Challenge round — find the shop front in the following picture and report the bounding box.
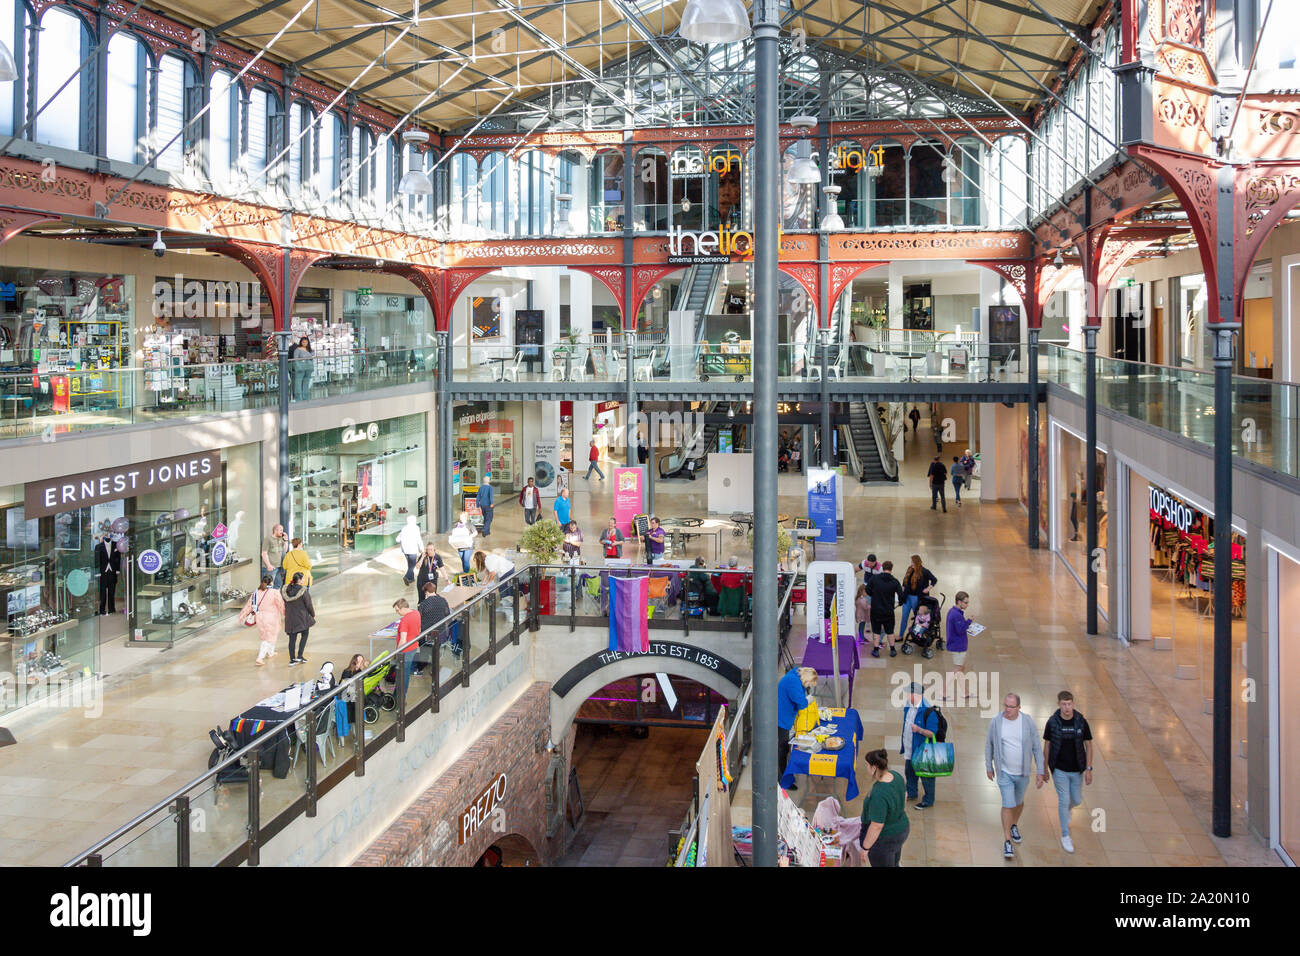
[1019,405,1047,542]
[288,413,428,580]
[1049,419,1108,616]
[1266,535,1300,865]
[455,402,523,495]
[2,446,259,715]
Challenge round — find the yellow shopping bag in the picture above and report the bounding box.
[794,697,820,735]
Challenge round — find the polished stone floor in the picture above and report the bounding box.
[0,420,1283,866]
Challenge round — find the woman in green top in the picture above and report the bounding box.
[858,749,910,866]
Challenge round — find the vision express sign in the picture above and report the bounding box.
[25,451,220,518]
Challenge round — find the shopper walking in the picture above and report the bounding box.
[261,523,290,588]
[865,560,904,658]
[985,693,1046,859]
[900,682,940,809]
[908,406,921,435]
[927,455,948,512]
[554,486,572,527]
[449,512,478,572]
[283,571,316,665]
[898,554,937,642]
[944,591,974,702]
[414,542,445,596]
[1043,691,1094,853]
[777,666,818,790]
[584,439,605,480]
[281,537,313,588]
[289,335,314,401]
[478,473,496,537]
[242,576,285,666]
[600,517,625,558]
[951,456,967,507]
[858,750,911,867]
[397,515,424,584]
[519,477,541,525]
[637,432,649,465]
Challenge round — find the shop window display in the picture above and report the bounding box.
[1052,423,1108,613]
[288,414,427,581]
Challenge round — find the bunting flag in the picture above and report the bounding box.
[608,575,650,653]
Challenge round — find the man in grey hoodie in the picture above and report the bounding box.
[984,692,1046,860]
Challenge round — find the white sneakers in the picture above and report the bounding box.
[1061,834,1074,853]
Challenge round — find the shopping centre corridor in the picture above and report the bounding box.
[0,431,1280,866]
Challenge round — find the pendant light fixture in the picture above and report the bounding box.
[680,0,751,45]
[820,185,844,231]
[397,129,433,195]
[0,40,17,83]
[555,192,575,236]
[788,115,821,184]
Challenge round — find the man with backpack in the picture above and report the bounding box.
[900,682,942,810]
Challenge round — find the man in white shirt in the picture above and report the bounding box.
[984,692,1045,860]
[519,477,541,525]
[396,515,425,584]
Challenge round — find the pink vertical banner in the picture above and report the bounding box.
[612,466,645,536]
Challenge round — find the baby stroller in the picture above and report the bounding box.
[900,592,945,659]
[360,652,398,724]
[207,726,249,783]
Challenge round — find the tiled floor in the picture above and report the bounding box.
[0,415,1284,866]
[555,725,704,867]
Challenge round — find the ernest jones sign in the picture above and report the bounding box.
[25,451,221,518]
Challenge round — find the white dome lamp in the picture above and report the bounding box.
[397,129,433,195]
[0,40,16,83]
[680,0,751,45]
[820,184,845,231]
[788,115,821,184]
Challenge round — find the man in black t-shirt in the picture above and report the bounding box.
[416,582,452,672]
[1043,690,1094,854]
[927,456,948,512]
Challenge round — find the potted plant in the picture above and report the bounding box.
[519,518,565,615]
[747,524,794,567]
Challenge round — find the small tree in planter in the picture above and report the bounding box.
[747,524,794,568]
[518,518,565,615]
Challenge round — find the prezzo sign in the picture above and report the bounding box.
[341,422,380,444]
[25,451,221,518]
[1149,486,1198,533]
[459,772,508,845]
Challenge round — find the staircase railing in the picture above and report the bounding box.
[867,401,899,481]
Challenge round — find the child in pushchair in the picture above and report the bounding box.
[901,592,944,658]
[359,652,398,724]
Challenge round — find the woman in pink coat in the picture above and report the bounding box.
[240,575,286,665]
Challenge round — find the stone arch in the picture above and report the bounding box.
[549,655,743,741]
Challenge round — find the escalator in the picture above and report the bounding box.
[654,264,723,377]
[658,401,719,480]
[845,401,898,483]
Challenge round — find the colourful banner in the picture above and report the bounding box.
[613,466,645,536]
[608,575,650,653]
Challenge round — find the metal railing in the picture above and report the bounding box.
[2,347,437,441]
[65,562,764,867]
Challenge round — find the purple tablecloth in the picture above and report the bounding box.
[801,637,861,702]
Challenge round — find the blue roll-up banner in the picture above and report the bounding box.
[806,468,838,543]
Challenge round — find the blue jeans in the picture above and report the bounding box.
[930,483,946,509]
[481,506,493,535]
[404,553,418,584]
[585,461,605,479]
[953,477,963,503]
[904,757,935,806]
[1052,770,1083,836]
[272,567,285,589]
[458,548,473,572]
[898,594,919,639]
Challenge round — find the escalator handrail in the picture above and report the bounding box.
[839,423,862,480]
[866,401,899,481]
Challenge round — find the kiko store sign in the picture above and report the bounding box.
[25,451,221,518]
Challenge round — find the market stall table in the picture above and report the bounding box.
[658,517,727,562]
[801,636,861,705]
[780,706,864,800]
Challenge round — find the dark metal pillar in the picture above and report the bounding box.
[1211,165,1239,839]
[819,332,832,468]
[276,248,292,535]
[1027,327,1040,549]
[1084,325,1098,635]
[751,0,780,869]
[436,330,453,534]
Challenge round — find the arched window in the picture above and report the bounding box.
[908,140,946,225]
[0,0,28,136]
[989,135,1027,228]
[450,153,478,233]
[287,100,314,195]
[949,138,982,226]
[154,53,194,173]
[207,70,238,184]
[556,150,586,235]
[670,146,704,231]
[867,140,905,226]
[374,132,393,209]
[705,144,743,230]
[245,85,281,184]
[317,112,342,199]
[350,125,375,205]
[830,72,866,121]
[421,146,439,221]
[588,148,624,233]
[480,150,507,232]
[633,147,666,232]
[106,32,147,163]
[514,149,551,235]
[35,7,90,151]
[781,142,814,230]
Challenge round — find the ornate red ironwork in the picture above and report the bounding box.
[441,268,498,329]
[778,264,819,322]
[214,241,330,330]
[631,265,687,319]
[827,262,887,309]
[0,209,57,247]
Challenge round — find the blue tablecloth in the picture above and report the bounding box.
[780,707,864,801]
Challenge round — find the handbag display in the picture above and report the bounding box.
[912,740,955,777]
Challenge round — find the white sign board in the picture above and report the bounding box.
[806,561,856,644]
[707,452,753,513]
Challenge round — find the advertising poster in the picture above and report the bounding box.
[613,466,645,536]
[806,561,855,645]
[718,428,733,454]
[807,468,838,543]
[451,460,461,498]
[533,440,560,499]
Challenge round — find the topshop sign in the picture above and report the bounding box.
[1149,486,1198,533]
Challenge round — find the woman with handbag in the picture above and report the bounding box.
[858,749,911,867]
[283,571,316,665]
[449,512,477,572]
[281,537,313,587]
[240,575,286,666]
